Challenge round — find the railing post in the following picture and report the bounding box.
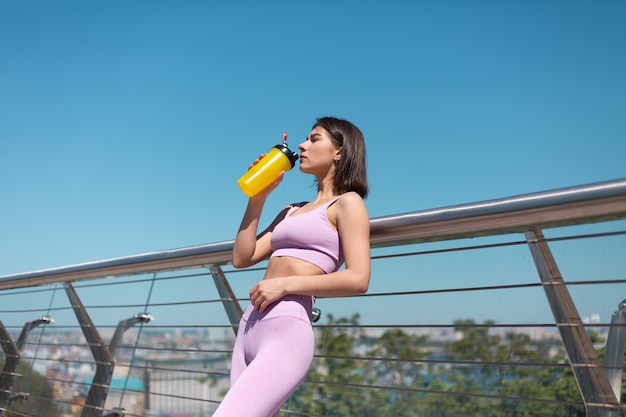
[65,282,115,417]
[208,265,243,335]
[602,300,626,406]
[65,283,153,417]
[0,317,53,416]
[108,313,154,359]
[525,228,620,416]
[0,321,22,415]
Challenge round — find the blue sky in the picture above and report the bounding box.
[1,1,625,325]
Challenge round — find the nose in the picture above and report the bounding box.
[298,141,307,151]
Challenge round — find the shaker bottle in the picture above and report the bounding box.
[237,133,299,197]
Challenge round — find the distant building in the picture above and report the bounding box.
[104,377,145,415]
[143,355,230,416]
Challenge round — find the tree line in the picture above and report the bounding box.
[286,314,623,417]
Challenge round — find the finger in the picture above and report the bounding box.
[254,154,267,164]
[275,171,285,184]
[249,284,259,299]
[266,171,285,191]
[250,290,261,309]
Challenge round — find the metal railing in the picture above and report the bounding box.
[0,178,625,417]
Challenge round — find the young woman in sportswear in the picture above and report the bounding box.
[213,116,370,417]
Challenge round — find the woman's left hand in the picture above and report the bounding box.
[250,278,288,313]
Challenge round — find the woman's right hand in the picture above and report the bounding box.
[247,153,266,171]
[248,154,285,200]
[253,171,285,200]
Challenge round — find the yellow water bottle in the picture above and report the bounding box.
[237,133,299,197]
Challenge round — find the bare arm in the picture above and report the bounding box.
[232,170,286,268]
[232,195,271,268]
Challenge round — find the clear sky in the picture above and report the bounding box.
[1,1,625,326]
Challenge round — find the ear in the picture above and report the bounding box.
[334,146,342,162]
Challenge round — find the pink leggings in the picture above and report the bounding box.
[213,295,315,417]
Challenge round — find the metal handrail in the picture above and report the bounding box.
[1,177,625,290]
[369,177,626,246]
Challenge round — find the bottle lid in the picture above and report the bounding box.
[274,143,299,168]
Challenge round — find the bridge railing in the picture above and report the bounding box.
[0,178,625,417]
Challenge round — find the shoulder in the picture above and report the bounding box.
[331,192,368,216]
[331,192,369,236]
[336,191,365,207]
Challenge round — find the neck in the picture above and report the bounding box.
[314,169,338,199]
[316,181,338,201]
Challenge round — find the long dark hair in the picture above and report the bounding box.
[313,117,369,198]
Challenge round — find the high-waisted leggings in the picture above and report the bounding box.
[213,294,315,417]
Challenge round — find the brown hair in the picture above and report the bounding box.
[313,117,369,198]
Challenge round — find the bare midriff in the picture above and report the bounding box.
[264,256,326,280]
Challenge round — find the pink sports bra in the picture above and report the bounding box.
[270,194,350,273]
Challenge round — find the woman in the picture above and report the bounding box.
[213,116,370,417]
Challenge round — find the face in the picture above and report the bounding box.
[298,126,341,176]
